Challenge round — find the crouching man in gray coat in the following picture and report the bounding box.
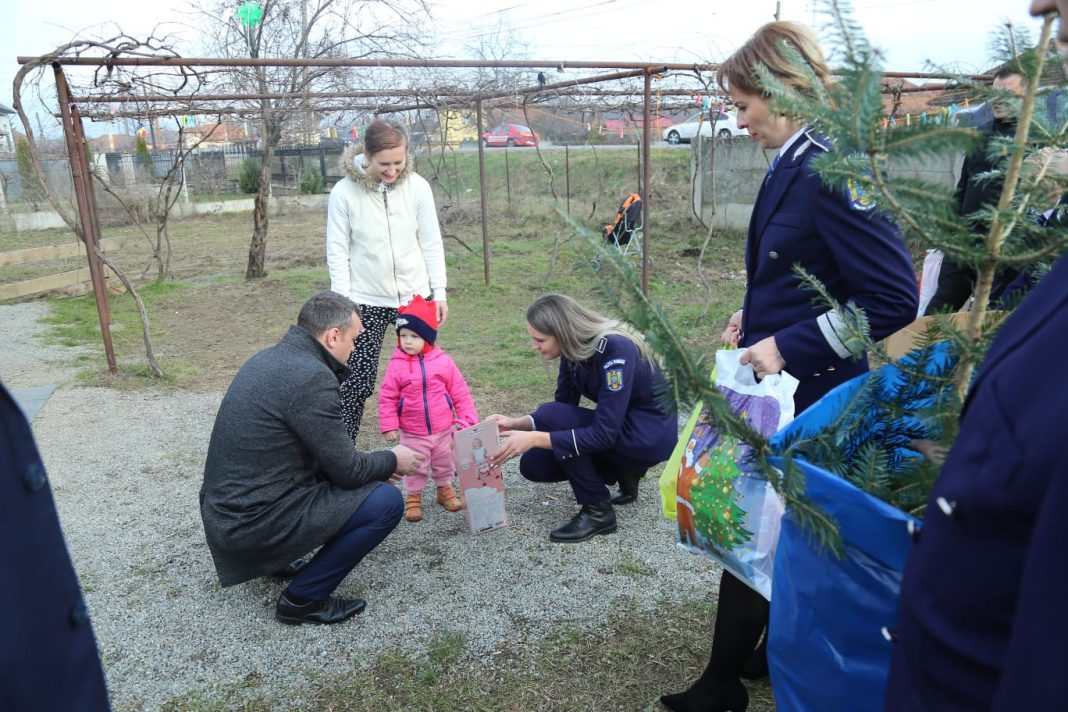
[200,291,423,625]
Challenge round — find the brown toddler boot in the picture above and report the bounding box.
[404,493,423,522]
[436,484,463,512]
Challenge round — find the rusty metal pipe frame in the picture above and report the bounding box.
[22,55,714,71]
[73,101,713,121]
[641,70,651,296]
[53,64,118,373]
[71,88,707,104]
[475,100,490,286]
[20,55,986,82]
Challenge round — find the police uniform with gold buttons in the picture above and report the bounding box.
[740,128,918,412]
[517,334,678,505]
[886,252,1068,710]
[1,380,110,710]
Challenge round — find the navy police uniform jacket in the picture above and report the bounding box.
[886,252,1068,710]
[542,334,677,465]
[0,381,110,711]
[741,129,918,411]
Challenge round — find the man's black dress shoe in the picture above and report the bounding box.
[275,593,367,625]
[270,558,308,580]
[549,501,617,542]
[610,467,646,505]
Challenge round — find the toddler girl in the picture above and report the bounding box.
[378,296,479,522]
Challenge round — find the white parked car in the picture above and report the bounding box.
[663,111,748,144]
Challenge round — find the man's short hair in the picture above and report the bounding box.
[297,292,361,337]
[994,63,1023,80]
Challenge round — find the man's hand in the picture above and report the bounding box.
[392,444,424,476]
[383,430,399,442]
[436,301,449,327]
[739,336,785,378]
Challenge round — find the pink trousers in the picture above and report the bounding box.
[399,429,455,495]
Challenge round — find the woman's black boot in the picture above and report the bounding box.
[659,676,748,712]
[611,467,646,505]
[659,572,766,712]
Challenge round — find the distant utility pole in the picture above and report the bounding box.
[775,1,781,21]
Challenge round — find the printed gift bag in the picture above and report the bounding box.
[674,349,798,599]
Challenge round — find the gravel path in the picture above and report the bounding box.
[3,301,721,711]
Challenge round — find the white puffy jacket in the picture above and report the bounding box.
[326,144,446,307]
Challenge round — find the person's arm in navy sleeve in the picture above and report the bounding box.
[548,337,637,459]
[775,180,918,378]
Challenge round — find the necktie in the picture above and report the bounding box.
[765,153,781,185]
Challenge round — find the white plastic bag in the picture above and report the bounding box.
[675,349,799,599]
[917,248,944,317]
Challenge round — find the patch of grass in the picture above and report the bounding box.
[616,558,655,578]
[41,280,189,346]
[269,267,330,301]
[160,596,775,712]
[73,360,201,390]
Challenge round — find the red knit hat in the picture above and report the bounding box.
[396,296,438,347]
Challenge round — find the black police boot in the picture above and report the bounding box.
[610,467,646,505]
[549,501,617,543]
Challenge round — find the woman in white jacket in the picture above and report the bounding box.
[326,120,448,443]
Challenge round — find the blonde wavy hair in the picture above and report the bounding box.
[526,294,655,363]
[716,21,832,100]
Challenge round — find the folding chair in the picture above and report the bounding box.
[597,192,644,265]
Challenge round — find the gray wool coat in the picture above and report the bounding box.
[200,325,397,587]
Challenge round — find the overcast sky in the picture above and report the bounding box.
[1,1,1047,133]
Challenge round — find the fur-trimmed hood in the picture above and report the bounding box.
[338,142,412,192]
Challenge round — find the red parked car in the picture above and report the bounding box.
[481,124,540,147]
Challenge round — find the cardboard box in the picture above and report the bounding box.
[453,420,508,534]
[881,312,975,360]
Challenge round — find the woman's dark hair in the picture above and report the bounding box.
[363,120,407,156]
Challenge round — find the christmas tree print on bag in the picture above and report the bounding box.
[676,349,798,599]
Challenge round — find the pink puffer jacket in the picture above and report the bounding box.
[378,346,479,436]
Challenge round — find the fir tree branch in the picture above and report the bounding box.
[956,13,1055,399]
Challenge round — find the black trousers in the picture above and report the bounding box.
[339,305,398,443]
[706,569,769,682]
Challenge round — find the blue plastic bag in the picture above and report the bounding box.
[766,456,916,712]
[765,345,953,712]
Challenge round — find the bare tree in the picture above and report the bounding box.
[190,0,432,278]
[94,119,222,280]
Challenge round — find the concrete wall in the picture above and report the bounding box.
[691,135,964,230]
[8,194,328,233]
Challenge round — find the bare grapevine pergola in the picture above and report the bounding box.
[17,51,985,372]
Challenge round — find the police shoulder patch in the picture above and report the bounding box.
[605,368,624,392]
[847,179,875,212]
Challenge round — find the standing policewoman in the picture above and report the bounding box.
[490,294,678,542]
[662,21,917,712]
